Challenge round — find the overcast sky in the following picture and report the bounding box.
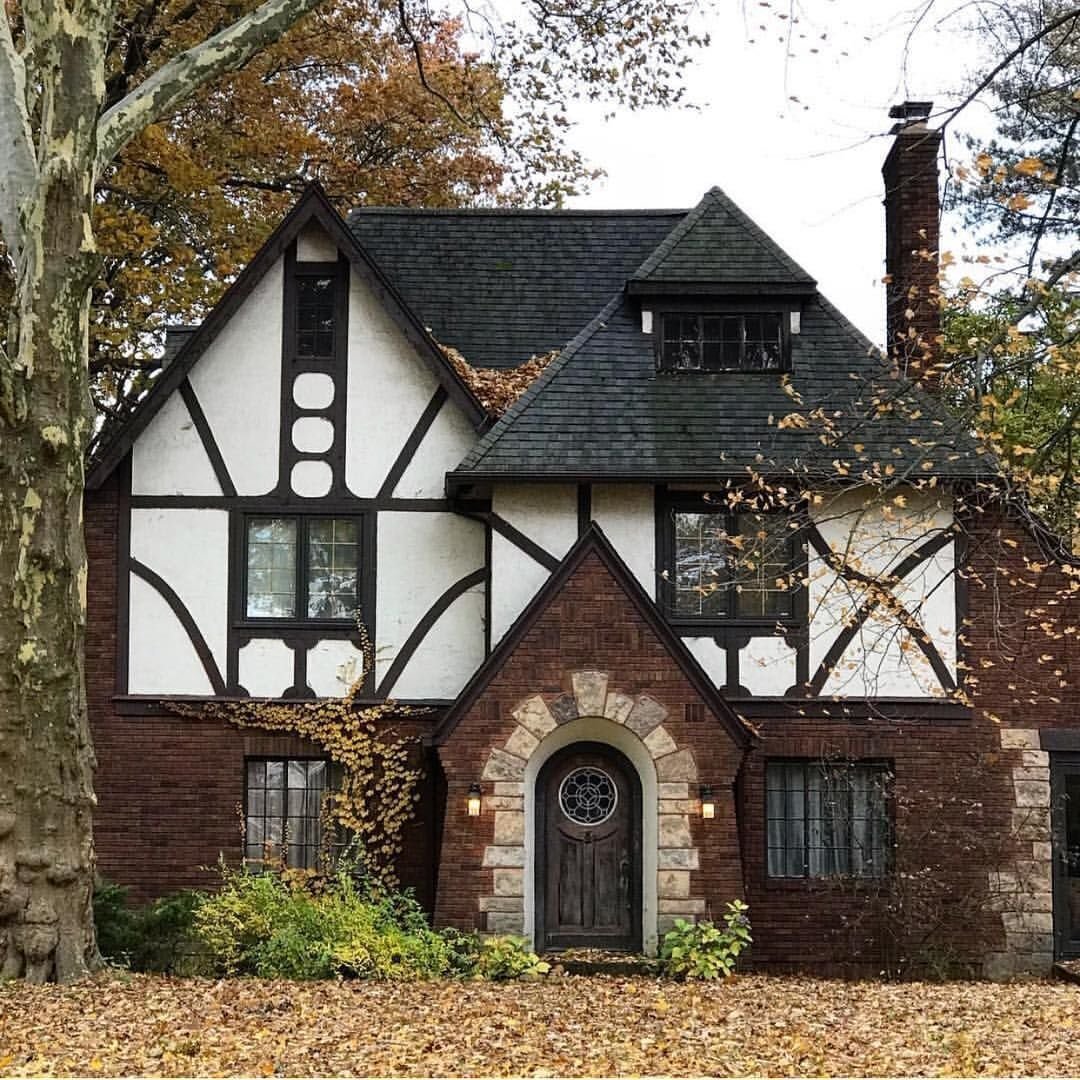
[562,0,997,344]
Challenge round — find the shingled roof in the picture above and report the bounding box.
[346,207,681,368]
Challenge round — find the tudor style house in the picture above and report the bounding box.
[85,102,1080,976]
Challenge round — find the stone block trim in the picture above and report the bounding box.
[475,672,705,936]
[985,728,1055,978]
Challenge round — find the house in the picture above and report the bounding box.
[84,101,1080,977]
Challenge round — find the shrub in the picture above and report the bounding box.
[441,930,550,981]
[94,881,203,974]
[193,861,451,980]
[659,900,752,980]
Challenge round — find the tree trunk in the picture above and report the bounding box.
[0,6,108,984]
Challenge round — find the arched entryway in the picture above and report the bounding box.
[536,742,642,952]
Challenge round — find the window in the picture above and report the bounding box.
[766,761,891,879]
[295,273,338,361]
[244,758,336,869]
[660,313,785,372]
[665,500,797,622]
[244,516,360,621]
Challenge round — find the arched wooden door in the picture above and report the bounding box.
[536,742,642,952]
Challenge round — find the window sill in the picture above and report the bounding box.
[667,618,803,635]
[763,874,889,892]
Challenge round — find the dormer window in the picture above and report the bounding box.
[659,312,785,372]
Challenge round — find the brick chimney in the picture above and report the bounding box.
[882,101,943,383]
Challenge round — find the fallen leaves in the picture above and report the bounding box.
[444,345,558,417]
[0,973,1078,1076]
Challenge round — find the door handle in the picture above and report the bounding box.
[619,854,630,906]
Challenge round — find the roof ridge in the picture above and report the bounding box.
[346,206,689,219]
[457,293,625,471]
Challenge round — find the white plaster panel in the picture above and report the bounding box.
[307,640,367,697]
[740,636,797,696]
[491,534,551,646]
[293,372,335,410]
[591,484,655,598]
[128,576,213,695]
[239,638,294,698]
[131,391,221,496]
[291,460,333,497]
[296,222,339,262]
[292,417,334,454]
[682,637,728,690]
[392,399,476,499]
[809,486,955,697]
[128,508,229,686]
[387,588,486,700]
[345,270,439,497]
[187,258,282,495]
[375,512,485,695]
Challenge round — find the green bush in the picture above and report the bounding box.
[93,881,202,974]
[441,930,550,981]
[194,862,451,980]
[659,900,752,980]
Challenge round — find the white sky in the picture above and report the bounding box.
[562,0,999,344]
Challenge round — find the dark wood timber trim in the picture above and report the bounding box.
[179,378,236,497]
[130,558,227,694]
[377,387,447,499]
[115,455,132,694]
[482,512,560,571]
[804,523,957,697]
[483,519,493,657]
[375,568,486,698]
[128,495,451,512]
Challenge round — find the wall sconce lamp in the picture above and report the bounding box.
[467,783,483,818]
[700,785,716,820]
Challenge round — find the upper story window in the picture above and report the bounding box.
[661,495,800,625]
[294,270,340,362]
[244,515,360,622]
[660,312,785,372]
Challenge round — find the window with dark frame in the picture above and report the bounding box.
[244,516,360,622]
[295,273,338,361]
[244,758,337,869]
[660,313,785,372]
[666,503,797,622]
[766,760,892,879]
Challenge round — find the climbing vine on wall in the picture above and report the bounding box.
[174,671,429,886]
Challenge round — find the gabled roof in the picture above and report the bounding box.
[87,184,488,489]
[451,289,992,484]
[346,206,682,368]
[431,523,755,749]
[628,187,816,295]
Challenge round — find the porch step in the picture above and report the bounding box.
[1052,960,1080,984]
[549,948,659,977]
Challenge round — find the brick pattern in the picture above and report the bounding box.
[435,550,748,940]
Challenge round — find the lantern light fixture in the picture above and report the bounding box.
[467,783,482,817]
[700,784,716,820]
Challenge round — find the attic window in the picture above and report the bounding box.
[659,313,785,372]
[295,273,338,361]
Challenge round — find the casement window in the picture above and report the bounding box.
[659,312,786,372]
[294,270,340,362]
[244,758,338,869]
[662,498,799,624]
[244,516,360,621]
[766,761,892,879]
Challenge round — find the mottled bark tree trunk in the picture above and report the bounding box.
[0,0,325,982]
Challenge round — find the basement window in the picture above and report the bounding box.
[659,312,786,372]
[244,757,339,869]
[766,761,892,879]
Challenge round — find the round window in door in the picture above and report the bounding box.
[536,743,642,952]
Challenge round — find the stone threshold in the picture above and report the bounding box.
[546,948,659,977]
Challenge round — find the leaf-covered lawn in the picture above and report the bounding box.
[0,973,1078,1077]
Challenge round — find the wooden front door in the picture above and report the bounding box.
[1052,754,1080,959]
[536,743,641,952]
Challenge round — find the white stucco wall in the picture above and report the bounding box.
[307,640,367,697]
[375,511,485,696]
[187,259,283,496]
[131,391,222,497]
[591,484,655,597]
[392,400,476,499]
[296,222,339,262]
[490,485,578,644]
[128,508,229,693]
[239,639,294,698]
[741,636,798,696]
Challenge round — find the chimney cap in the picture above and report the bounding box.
[889,100,934,132]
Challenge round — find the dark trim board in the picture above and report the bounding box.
[179,379,236,497]
[378,387,448,499]
[111,695,451,717]
[129,559,227,695]
[476,511,560,571]
[128,496,453,512]
[115,456,132,695]
[729,696,971,722]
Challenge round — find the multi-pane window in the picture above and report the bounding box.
[245,516,359,621]
[660,313,785,372]
[295,274,337,360]
[669,505,796,621]
[766,761,891,879]
[244,758,334,869]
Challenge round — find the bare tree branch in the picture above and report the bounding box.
[96,0,327,170]
[0,10,37,259]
